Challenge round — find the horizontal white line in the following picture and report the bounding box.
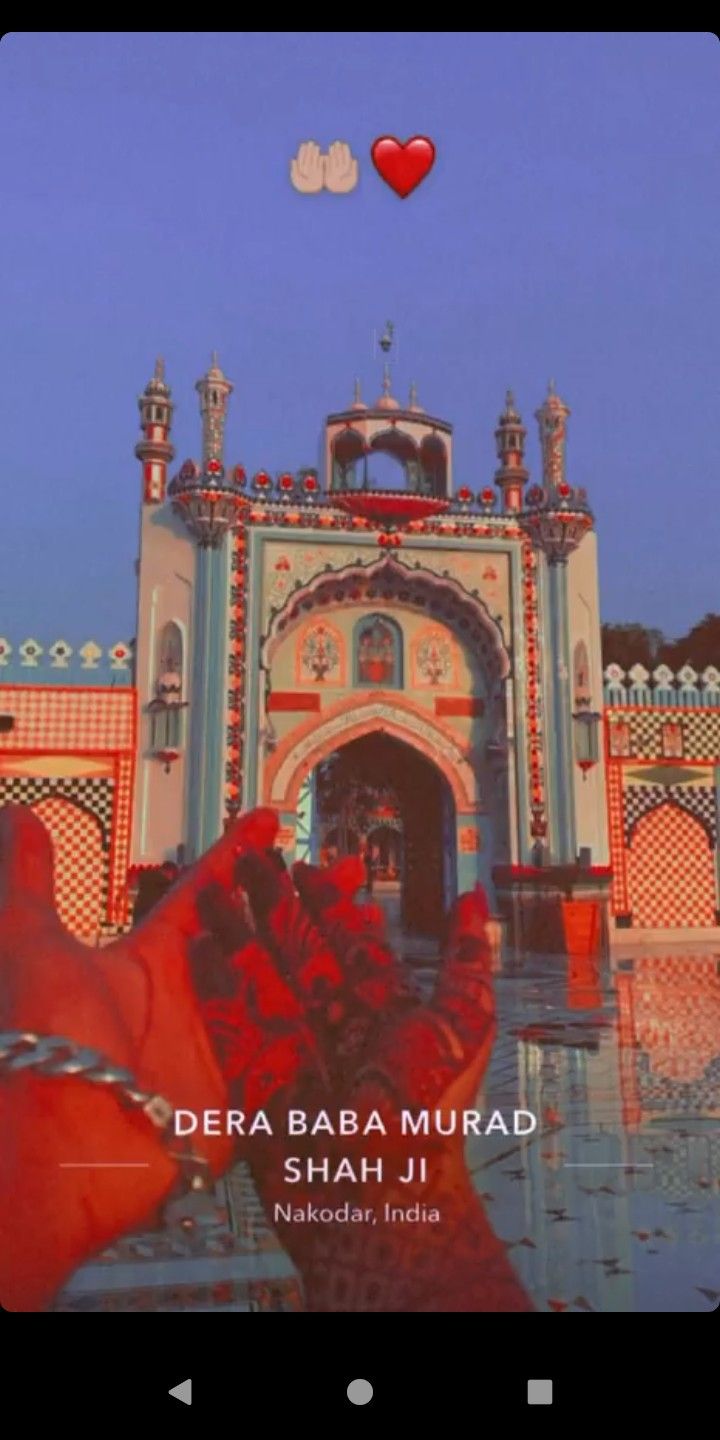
[564,1163,654,1168]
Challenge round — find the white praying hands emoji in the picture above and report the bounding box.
[324,140,358,194]
[290,141,358,195]
[290,140,326,194]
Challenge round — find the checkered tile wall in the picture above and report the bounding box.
[33,794,107,938]
[0,685,134,751]
[609,706,720,761]
[624,783,716,845]
[0,685,136,940]
[626,804,717,928]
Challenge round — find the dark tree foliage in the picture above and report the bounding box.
[600,623,664,671]
[601,614,720,673]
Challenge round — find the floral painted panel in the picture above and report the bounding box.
[411,626,457,687]
[297,622,344,684]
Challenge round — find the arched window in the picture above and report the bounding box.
[149,621,186,751]
[354,614,403,688]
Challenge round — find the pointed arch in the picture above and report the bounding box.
[263,692,480,812]
[32,795,106,939]
[627,802,716,928]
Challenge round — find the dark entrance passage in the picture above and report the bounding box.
[315,732,456,939]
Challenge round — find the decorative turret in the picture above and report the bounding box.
[135,358,175,504]
[168,354,245,548]
[325,323,453,503]
[535,380,570,490]
[520,383,593,564]
[494,390,528,512]
[195,352,233,463]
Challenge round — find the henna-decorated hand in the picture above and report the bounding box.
[195,830,534,1313]
[0,804,276,1310]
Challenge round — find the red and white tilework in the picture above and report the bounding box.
[0,686,134,752]
[0,686,136,940]
[32,794,106,939]
[627,803,717,928]
[609,705,720,763]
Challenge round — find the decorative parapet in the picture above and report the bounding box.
[603,663,720,709]
[0,639,134,686]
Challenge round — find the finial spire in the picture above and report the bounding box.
[211,349,220,370]
[382,362,392,397]
[154,356,165,382]
[379,321,394,355]
[409,380,418,408]
[353,377,362,403]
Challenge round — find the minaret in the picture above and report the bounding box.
[135,358,175,503]
[535,380,570,491]
[170,354,245,859]
[494,390,528,512]
[521,383,593,864]
[195,351,233,463]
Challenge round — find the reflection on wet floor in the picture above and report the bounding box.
[436,946,720,1312]
[375,889,720,1312]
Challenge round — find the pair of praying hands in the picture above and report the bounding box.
[290,140,358,194]
[0,805,531,1313]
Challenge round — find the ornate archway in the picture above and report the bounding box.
[261,554,510,688]
[263,692,480,813]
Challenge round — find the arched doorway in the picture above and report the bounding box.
[314,732,456,939]
[627,803,717,928]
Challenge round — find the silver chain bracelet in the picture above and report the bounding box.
[0,1030,212,1196]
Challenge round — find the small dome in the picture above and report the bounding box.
[203,350,229,384]
[144,357,170,398]
[376,391,400,411]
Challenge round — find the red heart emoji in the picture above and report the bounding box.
[371,135,436,198]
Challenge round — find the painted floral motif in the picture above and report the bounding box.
[609,720,631,758]
[662,720,684,759]
[412,627,455,687]
[299,623,342,684]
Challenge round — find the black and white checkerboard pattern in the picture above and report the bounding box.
[0,773,114,846]
[624,782,717,845]
[619,706,720,761]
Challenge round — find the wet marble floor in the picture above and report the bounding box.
[460,946,720,1312]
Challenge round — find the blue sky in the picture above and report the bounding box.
[0,31,717,643]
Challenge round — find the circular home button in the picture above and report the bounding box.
[347,1379,374,1406]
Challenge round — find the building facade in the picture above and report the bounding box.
[6,350,720,947]
[131,352,609,945]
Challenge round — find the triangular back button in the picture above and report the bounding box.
[169,1379,192,1406]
